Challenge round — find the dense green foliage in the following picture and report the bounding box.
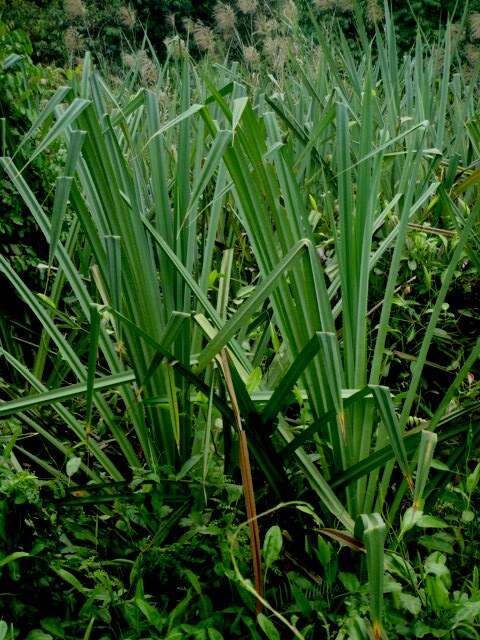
[5,0,480,69]
[0,18,67,357]
[1,2,480,639]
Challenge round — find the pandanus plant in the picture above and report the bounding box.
[1,13,479,637]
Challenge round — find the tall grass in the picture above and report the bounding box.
[1,11,480,635]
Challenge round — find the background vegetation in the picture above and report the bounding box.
[1,1,480,639]
[5,0,480,66]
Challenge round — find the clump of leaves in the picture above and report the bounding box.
[0,458,265,638]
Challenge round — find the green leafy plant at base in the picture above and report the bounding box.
[0,453,272,638]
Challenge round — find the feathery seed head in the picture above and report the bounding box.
[367,0,384,25]
[158,90,169,107]
[466,43,480,65]
[470,13,480,40]
[243,45,260,65]
[264,36,291,72]
[122,52,135,67]
[140,55,158,86]
[122,50,150,70]
[450,22,464,43]
[314,0,336,11]
[64,26,85,52]
[282,0,298,22]
[255,14,278,35]
[263,36,276,59]
[337,0,353,11]
[430,46,444,72]
[63,0,86,19]
[164,35,188,59]
[118,5,136,28]
[237,0,258,15]
[110,75,123,89]
[182,17,195,33]
[193,23,216,53]
[215,2,236,34]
